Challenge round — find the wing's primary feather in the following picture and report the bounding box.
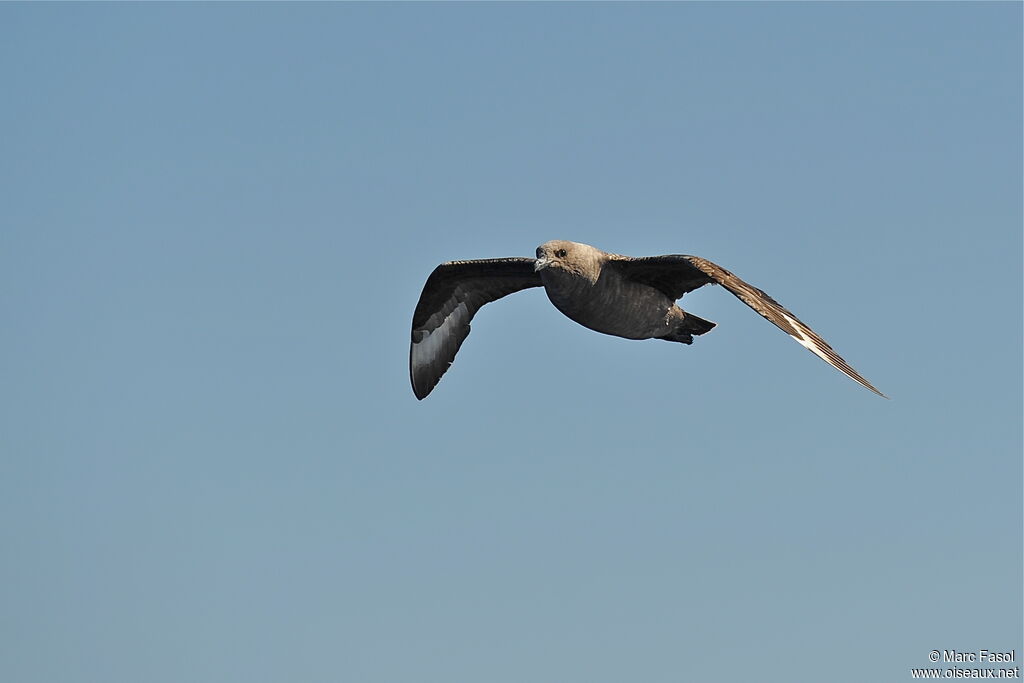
[610,255,886,397]
[410,258,542,400]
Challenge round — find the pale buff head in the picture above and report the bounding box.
[533,240,608,283]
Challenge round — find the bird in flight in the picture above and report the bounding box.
[409,240,885,400]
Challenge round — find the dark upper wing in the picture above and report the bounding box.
[605,255,716,300]
[410,257,542,400]
[608,255,886,397]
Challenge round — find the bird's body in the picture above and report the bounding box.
[409,240,885,400]
[538,244,712,342]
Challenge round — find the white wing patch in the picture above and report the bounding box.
[780,311,833,365]
[410,301,470,375]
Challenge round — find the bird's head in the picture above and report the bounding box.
[534,240,604,283]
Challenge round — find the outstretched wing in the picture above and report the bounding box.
[410,258,542,400]
[608,255,886,397]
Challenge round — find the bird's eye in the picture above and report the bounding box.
[555,249,567,258]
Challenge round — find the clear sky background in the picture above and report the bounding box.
[2,4,1020,683]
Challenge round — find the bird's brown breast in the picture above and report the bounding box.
[541,266,676,340]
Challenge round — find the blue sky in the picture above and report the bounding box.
[1,4,1020,682]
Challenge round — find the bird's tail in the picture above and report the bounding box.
[662,313,716,344]
[683,313,716,336]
